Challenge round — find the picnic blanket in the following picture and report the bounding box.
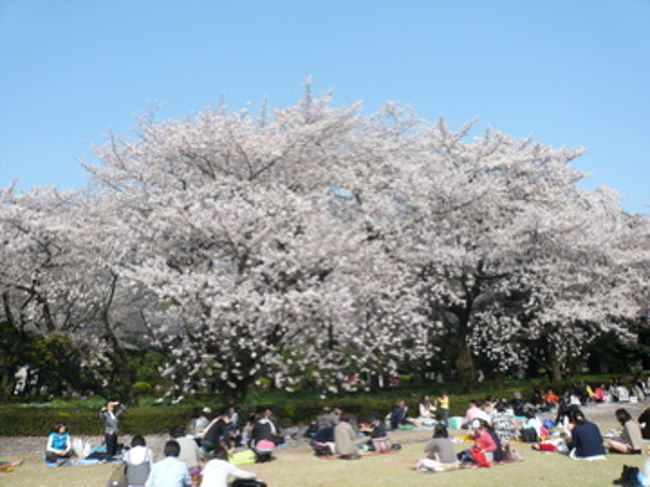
[44,456,122,468]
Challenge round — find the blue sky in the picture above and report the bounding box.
[1,0,648,214]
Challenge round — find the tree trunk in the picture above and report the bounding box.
[547,347,563,383]
[455,338,477,393]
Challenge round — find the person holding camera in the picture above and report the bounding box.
[100,400,127,457]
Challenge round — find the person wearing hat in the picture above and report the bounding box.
[189,407,212,440]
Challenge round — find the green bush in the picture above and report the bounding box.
[132,382,153,395]
[0,406,194,436]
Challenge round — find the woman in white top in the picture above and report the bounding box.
[418,395,437,425]
[123,435,154,487]
[200,446,258,487]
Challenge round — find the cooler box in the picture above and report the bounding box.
[449,416,464,429]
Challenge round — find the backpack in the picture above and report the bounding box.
[520,427,538,443]
[612,465,641,487]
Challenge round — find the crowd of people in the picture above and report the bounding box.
[11,377,650,486]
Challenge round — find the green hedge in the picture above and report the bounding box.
[0,406,193,436]
[0,375,625,435]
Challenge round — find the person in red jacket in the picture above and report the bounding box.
[458,419,496,467]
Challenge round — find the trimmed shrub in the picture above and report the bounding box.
[0,406,194,436]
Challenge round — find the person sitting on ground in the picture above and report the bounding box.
[170,426,202,478]
[418,395,437,425]
[360,414,389,452]
[474,400,493,427]
[311,425,335,456]
[510,392,528,417]
[124,435,153,487]
[249,413,276,462]
[200,445,258,487]
[638,407,650,440]
[416,423,459,472]
[566,409,606,460]
[145,440,191,487]
[334,412,361,459]
[458,419,497,466]
[517,407,543,442]
[45,422,74,465]
[609,408,643,454]
[316,406,340,430]
[189,407,211,440]
[201,408,231,457]
[491,400,516,444]
[544,389,560,408]
[259,406,284,445]
[390,400,418,430]
[555,398,581,434]
[530,388,547,411]
[462,399,482,429]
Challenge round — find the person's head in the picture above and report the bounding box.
[202,407,212,417]
[395,400,405,408]
[339,412,351,423]
[472,419,487,435]
[367,413,380,425]
[513,391,522,400]
[163,440,181,458]
[191,406,203,419]
[419,395,429,405]
[211,445,228,461]
[263,407,273,418]
[568,409,585,425]
[52,422,66,434]
[131,435,146,447]
[482,402,493,414]
[442,391,448,397]
[433,423,448,439]
[615,408,632,425]
[524,408,535,419]
[170,425,185,439]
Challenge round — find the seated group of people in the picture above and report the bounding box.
[307,406,395,459]
[191,405,284,464]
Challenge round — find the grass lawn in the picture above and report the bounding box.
[1,424,639,487]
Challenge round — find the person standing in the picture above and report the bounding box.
[437,392,450,427]
[100,400,127,457]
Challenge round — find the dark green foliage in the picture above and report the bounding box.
[0,406,193,436]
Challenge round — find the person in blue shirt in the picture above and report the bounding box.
[145,440,191,487]
[45,422,74,465]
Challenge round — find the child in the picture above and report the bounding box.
[437,392,450,427]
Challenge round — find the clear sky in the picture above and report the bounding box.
[1,0,648,214]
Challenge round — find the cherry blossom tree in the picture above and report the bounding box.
[3,85,648,400]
